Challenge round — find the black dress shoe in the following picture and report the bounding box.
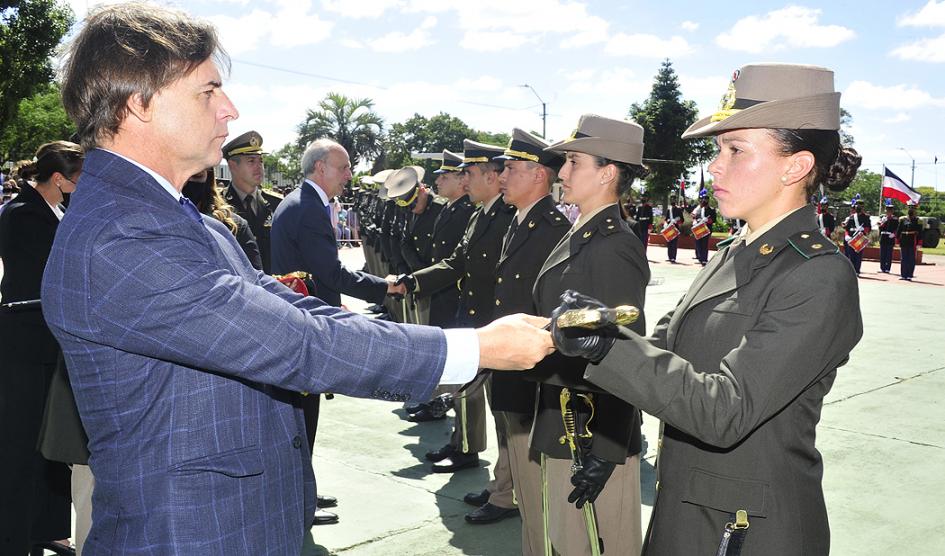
[407,407,447,422]
[465,503,519,524]
[404,401,429,414]
[317,494,337,508]
[424,443,455,462]
[463,489,491,507]
[32,541,76,556]
[431,451,479,473]
[312,509,339,526]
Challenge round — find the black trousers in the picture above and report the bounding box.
[900,242,917,279]
[879,237,895,272]
[666,238,678,262]
[844,242,863,273]
[694,236,710,264]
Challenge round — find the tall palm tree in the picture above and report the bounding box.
[296,92,384,168]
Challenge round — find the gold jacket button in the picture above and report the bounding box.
[497,277,503,284]
[495,299,501,306]
[468,309,476,315]
[468,291,474,296]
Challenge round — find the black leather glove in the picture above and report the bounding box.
[395,274,416,293]
[567,453,617,509]
[550,289,616,364]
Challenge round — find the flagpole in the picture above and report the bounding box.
[880,165,885,214]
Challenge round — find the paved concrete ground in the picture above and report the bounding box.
[299,245,945,555]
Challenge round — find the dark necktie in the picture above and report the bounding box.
[180,197,204,224]
[501,217,520,258]
[244,194,256,216]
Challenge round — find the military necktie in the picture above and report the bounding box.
[244,193,256,216]
[501,217,519,258]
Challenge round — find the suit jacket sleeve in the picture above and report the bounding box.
[300,201,388,304]
[85,219,446,401]
[585,255,862,449]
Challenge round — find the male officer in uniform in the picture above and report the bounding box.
[404,151,476,422]
[878,199,899,273]
[222,131,282,273]
[464,130,570,539]
[398,140,515,471]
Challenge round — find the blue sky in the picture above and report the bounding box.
[65,0,945,189]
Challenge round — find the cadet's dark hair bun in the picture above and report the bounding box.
[824,147,861,192]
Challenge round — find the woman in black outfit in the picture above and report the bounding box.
[0,141,84,555]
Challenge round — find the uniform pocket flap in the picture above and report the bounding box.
[682,468,768,517]
[171,445,264,478]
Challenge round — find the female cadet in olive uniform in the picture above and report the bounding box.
[528,115,651,556]
[554,64,864,556]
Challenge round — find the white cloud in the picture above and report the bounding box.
[890,33,945,62]
[563,67,648,101]
[678,73,730,114]
[898,0,945,27]
[715,6,855,53]
[843,80,945,110]
[883,113,912,124]
[681,20,700,32]
[209,2,333,55]
[605,33,692,58]
[460,30,534,52]
[454,76,504,92]
[320,0,404,19]
[340,38,364,49]
[368,16,437,52]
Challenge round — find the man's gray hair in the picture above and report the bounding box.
[302,138,344,176]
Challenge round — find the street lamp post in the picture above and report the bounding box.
[899,147,916,187]
[520,84,547,139]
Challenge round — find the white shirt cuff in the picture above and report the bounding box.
[439,328,480,384]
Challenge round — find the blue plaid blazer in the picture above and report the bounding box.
[41,149,447,555]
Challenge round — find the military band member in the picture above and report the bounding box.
[556,63,864,555]
[664,194,685,263]
[898,202,922,281]
[530,115,650,555]
[728,217,745,236]
[462,129,570,539]
[842,194,870,275]
[635,193,654,250]
[222,130,282,273]
[878,199,899,273]
[691,188,716,265]
[816,195,836,238]
[398,140,515,473]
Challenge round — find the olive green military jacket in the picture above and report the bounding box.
[529,204,649,462]
[412,196,514,327]
[584,204,863,555]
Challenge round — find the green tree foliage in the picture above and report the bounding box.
[840,108,855,147]
[263,142,302,183]
[381,112,473,174]
[0,82,75,160]
[843,169,882,213]
[379,112,509,180]
[296,92,384,169]
[629,59,715,203]
[0,0,74,153]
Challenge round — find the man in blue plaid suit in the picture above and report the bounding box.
[40,4,552,554]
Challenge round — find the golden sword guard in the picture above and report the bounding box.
[555,305,640,330]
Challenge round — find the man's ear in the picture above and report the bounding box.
[126,92,153,123]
